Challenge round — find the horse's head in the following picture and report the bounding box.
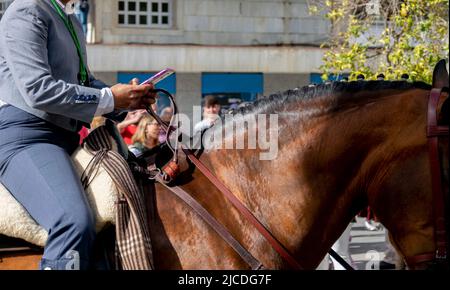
[369,60,449,270]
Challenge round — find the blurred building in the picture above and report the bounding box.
[1,0,331,115]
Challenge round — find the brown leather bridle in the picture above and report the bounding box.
[405,88,449,269]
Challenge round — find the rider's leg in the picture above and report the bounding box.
[0,144,96,270]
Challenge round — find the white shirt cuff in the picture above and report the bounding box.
[94,87,115,116]
[0,99,7,109]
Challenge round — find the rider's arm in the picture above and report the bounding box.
[117,118,136,133]
[0,6,102,124]
[194,119,213,134]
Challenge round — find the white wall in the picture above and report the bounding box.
[86,44,325,73]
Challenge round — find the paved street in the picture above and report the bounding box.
[349,217,389,270]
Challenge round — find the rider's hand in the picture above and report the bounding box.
[111,81,156,110]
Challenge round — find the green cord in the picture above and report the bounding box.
[50,0,88,85]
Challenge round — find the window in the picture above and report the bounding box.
[118,0,173,28]
[0,0,13,20]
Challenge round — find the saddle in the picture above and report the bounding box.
[0,121,125,249]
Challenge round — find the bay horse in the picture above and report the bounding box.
[1,62,448,270]
[149,63,449,270]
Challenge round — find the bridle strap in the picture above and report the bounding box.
[426,88,448,262]
[181,146,304,269]
[408,88,449,267]
[405,252,436,267]
[156,176,264,270]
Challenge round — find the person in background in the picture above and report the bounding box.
[129,115,161,157]
[160,106,173,124]
[117,109,147,145]
[78,126,89,144]
[158,106,174,143]
[116,78,158,145]
[90,116,106,130]
[194,95,221,134]
[74,0,89,36]
[78,116,106,144]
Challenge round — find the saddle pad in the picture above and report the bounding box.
[0,143,120,247]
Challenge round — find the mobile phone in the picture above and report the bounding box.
[140,68,175,85]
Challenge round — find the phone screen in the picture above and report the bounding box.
[140,68,175,85]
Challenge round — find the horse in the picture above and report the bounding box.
[148,61,448,270]
[0,61,448,270]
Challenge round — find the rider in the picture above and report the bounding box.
[0,0,155,270]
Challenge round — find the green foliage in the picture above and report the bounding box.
[308,0,449,83]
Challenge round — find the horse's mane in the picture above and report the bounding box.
[228,80,432,116]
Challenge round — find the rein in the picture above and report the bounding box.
[155,175,263,270]
[406,88,449,268]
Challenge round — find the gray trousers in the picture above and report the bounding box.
[0,105,95,270]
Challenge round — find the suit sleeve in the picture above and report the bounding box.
[1,7,101,124]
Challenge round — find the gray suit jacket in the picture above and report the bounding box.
[0,0,115,132]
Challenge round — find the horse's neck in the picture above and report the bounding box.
[149,88,429,269]
[190,88,430,268]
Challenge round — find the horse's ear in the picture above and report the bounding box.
[432,59,449,89]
